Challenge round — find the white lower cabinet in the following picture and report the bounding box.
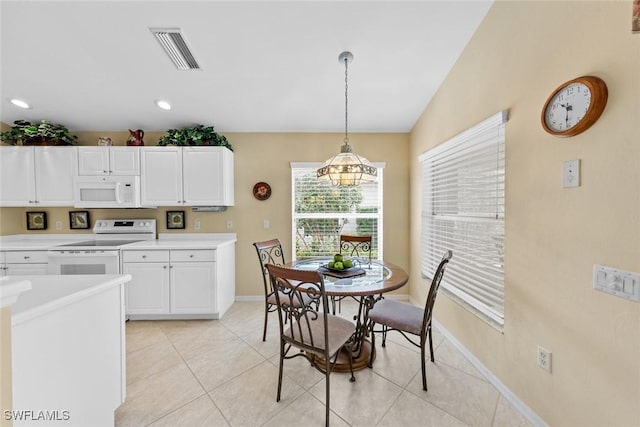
[123,247,232,319]
[1,251,49,276]
[122,257,171,315]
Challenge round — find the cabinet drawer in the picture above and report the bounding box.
[5,251,48,263]
[122,250,169,263]
[171,250,216,262]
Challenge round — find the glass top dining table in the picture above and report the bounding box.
[288,257,409,297]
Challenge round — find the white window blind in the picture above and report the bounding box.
[291,162,384,261]
[419,111,507,328]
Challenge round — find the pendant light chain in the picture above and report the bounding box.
[344,55,349,145]
[316,51,377,186]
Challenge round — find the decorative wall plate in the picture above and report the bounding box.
[253,182,272,201]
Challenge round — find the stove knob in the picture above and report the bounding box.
[144,221,150,227]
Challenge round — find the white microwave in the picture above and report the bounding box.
[74,176,142,208]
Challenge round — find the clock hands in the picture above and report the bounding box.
[559,102,573,126]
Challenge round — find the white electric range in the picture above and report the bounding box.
[47,219,156,275]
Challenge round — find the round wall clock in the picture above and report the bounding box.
[541,76,608,137]
[253,182,272,201]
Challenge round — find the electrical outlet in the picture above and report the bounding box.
[537,346,552,373]
[55,221,62,231]
[194,219,201,230]
[226,220,233,229]
[263,219,270,229]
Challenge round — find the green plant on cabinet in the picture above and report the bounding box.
[0,120,78,145]
[157,124,232,150]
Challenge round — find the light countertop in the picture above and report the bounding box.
[0,233,237,251]
[0,234,92,251]
[2,274,131,325]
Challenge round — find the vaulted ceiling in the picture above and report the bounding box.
[1,1,493,133]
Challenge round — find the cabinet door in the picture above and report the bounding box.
[0,146,36,206]
[182,147,234,206]
[140,147,183,206]
[122,262,171,314]
[170,262,216,314]
[110,147,140,175]
[78,147,110,176]
[34,146,78,206]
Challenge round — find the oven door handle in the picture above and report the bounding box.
[47,251,120,258]
[115,182,122,204]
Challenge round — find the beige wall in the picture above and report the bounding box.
[0,131,410,297]
[409,1,639,426]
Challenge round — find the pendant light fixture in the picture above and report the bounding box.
[317,51,377,186]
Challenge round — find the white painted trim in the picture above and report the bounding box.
[418,110,509,162]
[432,318,549,427]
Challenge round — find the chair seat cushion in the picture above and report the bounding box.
[369,299,424,336]
[284,314,355,357]
[267,290,311,307]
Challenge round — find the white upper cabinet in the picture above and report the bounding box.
[78,146,140,176]
[0,146,77,206]
[140,146,234,207]
[183,147,234,206]
[140,147,183,206]
[0,146,36,206]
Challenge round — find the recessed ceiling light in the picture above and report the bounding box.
[10,99,30,109]
[155,100,171,110]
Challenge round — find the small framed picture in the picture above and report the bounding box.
[167,210,185,229]
[26,211,47,230]
[69,211,90,230]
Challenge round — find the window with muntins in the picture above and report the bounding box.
[419,111,508,328]
[291,162,383,261]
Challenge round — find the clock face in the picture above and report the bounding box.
[544,83,592,132]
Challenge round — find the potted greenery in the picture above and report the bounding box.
[157,124,232,151]
[0,119,78,145]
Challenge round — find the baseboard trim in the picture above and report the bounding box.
[431,318,548,427]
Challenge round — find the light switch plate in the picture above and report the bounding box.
[593,265,640,302]
[562,159,580,188]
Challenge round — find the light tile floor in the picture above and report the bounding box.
[115,301,533,427]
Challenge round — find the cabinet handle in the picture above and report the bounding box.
[169,265,174,269]
[142,255,147,259]
[163,265,168,269]
[24,256,30,260]
[103,170,107,173]
[189,254,194,258]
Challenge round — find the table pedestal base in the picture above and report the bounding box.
[310,339,376,373]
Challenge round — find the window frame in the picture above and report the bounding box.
[419,111,508,328]
[290,162,384,262]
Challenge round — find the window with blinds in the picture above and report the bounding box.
[291,162,383,261]
[419,111,508,328]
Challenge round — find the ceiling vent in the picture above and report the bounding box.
[150,28,200,70]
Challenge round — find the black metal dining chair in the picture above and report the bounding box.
[331,234,373,314]
[252,239,287,341]
[368,250,452,391]
[266,264,356,427]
